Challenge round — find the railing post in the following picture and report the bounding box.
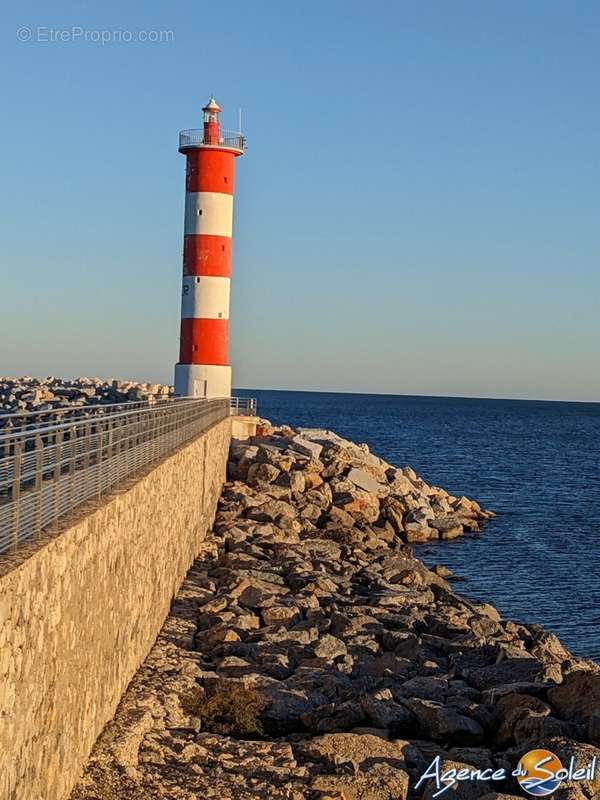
[96,420,104,499]
[10,440,23,550]
[69,426,77,510]
[113,416,120,482]
[107,416,114,462]
[34,433,43,539]
[133,412,139,465]
[83,421,91,498]
[126,414,133,475]
[105,417,114,491]
[140,411,147,469]
[154,406,160,460]
[137,411,142,468]
[53,429,63,527]
[1,430,12,499]
[170,405,176,450]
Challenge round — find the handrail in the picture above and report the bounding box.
[0,398,206,445]
[0,397,229,556]
[0,397,173,430]
[0,398,205,443]
[0,397,171,422]
[230,397,257,416]
[179,128,246,153]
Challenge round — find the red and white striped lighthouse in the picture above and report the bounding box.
[174,98,245,398]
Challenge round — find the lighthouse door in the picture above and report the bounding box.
[193,379,208,398]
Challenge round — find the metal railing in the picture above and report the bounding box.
[179,128,246,152]
[0,397,229,555]
[0,397,176,435]
[230,396,257,416]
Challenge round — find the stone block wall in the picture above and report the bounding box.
[0,416,231,800]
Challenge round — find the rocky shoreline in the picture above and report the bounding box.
[71,422,600,800]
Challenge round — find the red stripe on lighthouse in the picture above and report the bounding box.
[184,234,232,277]
[186,150,235,194]
[179,318,229,365]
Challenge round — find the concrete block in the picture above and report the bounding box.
[347,467,382,494]
[288,435,323,460]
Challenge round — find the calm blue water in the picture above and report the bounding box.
[235,389,600,661]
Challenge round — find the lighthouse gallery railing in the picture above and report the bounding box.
[179,128,246,152]
[0,397,229,555]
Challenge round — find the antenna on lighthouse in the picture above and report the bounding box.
[238,108,242,134]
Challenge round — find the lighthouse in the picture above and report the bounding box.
[174,98,245,398]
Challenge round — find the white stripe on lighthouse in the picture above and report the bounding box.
[174,363,232,399]
[181,275,231,319]
[184,191,233,237]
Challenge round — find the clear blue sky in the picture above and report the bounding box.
[3,1,599,401]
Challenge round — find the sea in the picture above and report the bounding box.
[235,389,600,662]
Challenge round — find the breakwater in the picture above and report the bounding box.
[239,389,600,661]
[71,422,600,800]
[0,376,173,415]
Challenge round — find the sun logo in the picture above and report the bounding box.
[516,749,563,796]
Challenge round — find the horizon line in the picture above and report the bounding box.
[233,386,600,406]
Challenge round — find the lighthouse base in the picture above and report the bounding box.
[174,363,232,399]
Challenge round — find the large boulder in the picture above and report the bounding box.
[405,522,436,542]
[301,699,366,733]
[360,690,413,732]
[295,732,412,771]
[381,497,407,533]
[245,499,296,523]
[347,467,383,494]
[468,657,562,690]
[288,435,323,460]
[548,670,600,725]
[492,692,552,747]
[237,581,284,609]
[405,698,484,744]
[246,462,280,485]
[274,469,305,492]
[430,516,464,539]
[261,686,328,728]
[313,634,348,662]
[262,605,301,627]
[337,490,381,525]
[310,764,410,800]
[399,676,449,703]
[387,469,417,495]
[405,508,435,526]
